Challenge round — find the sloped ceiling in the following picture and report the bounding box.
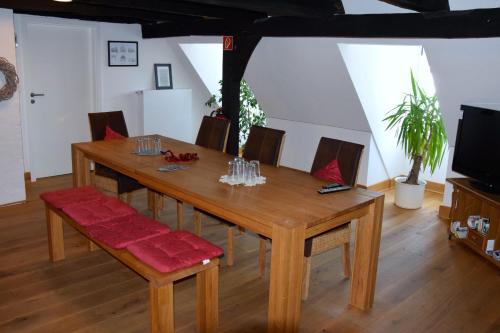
[244,37,371,132]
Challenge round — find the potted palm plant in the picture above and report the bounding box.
[384,72,447,209]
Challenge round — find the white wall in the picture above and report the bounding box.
[339,43,448,183]
[98,23,212,138]
[179,43,223,99]
[13,16,213,177]
[245,38,371,132]
[266,118,387,186]
[0,9,25,205]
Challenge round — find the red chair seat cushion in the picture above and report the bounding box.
[62,196,136,226]
[40,186,104,209]
[312,159,345,184]
[126,231,224,273]
[104,126,125,140]
[86,214,171,249]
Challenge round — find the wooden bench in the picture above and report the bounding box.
[43,188,220,333]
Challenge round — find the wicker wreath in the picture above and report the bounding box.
[0,57,19,101]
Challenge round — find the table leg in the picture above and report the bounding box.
[46,207,65,262]
[349,195,384,310]
[196,264,219,333]
[150,282,174,333]
[268,222,306,333]
[71,144,91,187]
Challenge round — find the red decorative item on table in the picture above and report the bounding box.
[163,150,199,163]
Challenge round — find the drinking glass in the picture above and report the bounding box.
[250,160,260,178]
[245,163,256,185]
[136,137,144,154]
[235,158,245,184]
[228,161,236,181]
[154,137,161,154]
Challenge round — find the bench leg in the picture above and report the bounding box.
[46,207,65,262]
[196,265,219,333]
[149,282,174,333]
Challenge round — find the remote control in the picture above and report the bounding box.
[318,185,351,194]
[322,183,343,189]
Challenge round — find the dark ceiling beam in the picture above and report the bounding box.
[181,0,344,17]
[0,0,194,24]
[15,10,143,24]
[74,0,265,20]
[379,0,450,12]
[142,7,500,39]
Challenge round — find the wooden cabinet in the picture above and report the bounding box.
[448,178,500,268]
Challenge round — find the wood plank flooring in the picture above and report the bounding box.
[0,175,498,332]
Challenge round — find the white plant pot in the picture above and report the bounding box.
[394,176,427,209]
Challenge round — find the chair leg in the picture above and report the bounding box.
[149,282,174,333]
[258,238,267,277]
[302,256,312,301]
[342,242,351,278]
[196,265,219,333]
[176,200,184,230]
[226,226,235,267]
[194,209,202,236]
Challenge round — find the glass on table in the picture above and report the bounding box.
[245,163,257,185]
[228,161,236,181]
[136,137,144,154]
[250,160,260,178]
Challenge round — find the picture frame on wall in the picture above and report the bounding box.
[108,41,138,67]
[154,64,173,89]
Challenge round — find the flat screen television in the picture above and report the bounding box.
[452,105,500,193]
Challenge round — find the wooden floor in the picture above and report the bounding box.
[0,175,499,333]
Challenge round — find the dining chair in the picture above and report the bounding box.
[258,137,364,301]
[173,116,230,230]
[88,111,160,216]
[194,125,285,267]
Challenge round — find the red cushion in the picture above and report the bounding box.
[126,231,224,273]
[104,126,125,140]
[40,186,104,209]
[86,214,170,249]
[313,159,345,184]
[62,196,136,226]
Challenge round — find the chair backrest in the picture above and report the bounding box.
[88,111,129,141]
[243,125,285,166]
[310,137,364,186]
[195,116,231,152]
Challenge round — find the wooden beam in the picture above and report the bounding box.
[142,7,500,39]
[181,0,345,17]
[379,0,450,12]
[221,35,262,156]
[0,0,195,24]
[74,0,264,20]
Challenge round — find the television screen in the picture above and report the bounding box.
[452,105,500,190]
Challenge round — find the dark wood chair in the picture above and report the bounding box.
[195,116,231,151]
[174,116,230,230]
[242,125,285,165]
[258,137,364,300]
[194,125,285,267]
[88,112,157,211]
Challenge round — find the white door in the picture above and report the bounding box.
[22,22,94,179]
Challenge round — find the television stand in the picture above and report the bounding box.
[448,178,500,268]
[469,179,500,194]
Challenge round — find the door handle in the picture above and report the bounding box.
[30,92,45,98]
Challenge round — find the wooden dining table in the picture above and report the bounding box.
[71,136,384,333]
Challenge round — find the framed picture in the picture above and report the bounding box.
[108,41,138,67]
[154,64,173,89]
